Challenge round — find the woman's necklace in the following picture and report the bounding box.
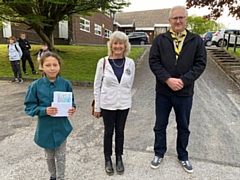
[112,58,125,68]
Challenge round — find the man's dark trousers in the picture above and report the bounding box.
[153,93,193,161]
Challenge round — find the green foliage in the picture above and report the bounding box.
[227,48,240,58]
[186,0,240,20]
[0,44,144,82]
[187,15,221,34]
[0,0,130,50]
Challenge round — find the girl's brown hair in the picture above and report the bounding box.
[8,36,17,43]
[40,52,62,77]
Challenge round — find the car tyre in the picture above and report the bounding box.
[205,41,212,47]
[140,40,145,45]
[205,40,212,47]
[217,39,227,47]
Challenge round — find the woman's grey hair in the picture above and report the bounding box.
[168,5,188,18]
[107,31,131,57]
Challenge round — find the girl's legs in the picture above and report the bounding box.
[44,140,67,180]
[38,59,43,70]
[44,149,56,179]
[55,140,67,180]
[15,60,22,78]
[10,61,18,79]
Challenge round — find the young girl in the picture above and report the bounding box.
[7,36,23,83]
[37,43,50,70]
[24,52,76,180]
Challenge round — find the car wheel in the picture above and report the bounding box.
[217,39,227,47]
[140,40,145,45]
[205,40,212,47]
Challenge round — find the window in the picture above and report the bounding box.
[105,29,112,38]
[94,24,102,36]
[80,18,90,32]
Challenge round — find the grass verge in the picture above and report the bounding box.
[0,44,144,83]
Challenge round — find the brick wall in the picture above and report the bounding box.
[71,13,114,45]
[0,12,114,45]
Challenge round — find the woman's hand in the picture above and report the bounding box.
[94,112,101,119]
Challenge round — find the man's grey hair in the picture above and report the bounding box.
[168,5,188,18]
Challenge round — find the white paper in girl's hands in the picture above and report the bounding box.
[52,91,72,117]
[51,102,72,117]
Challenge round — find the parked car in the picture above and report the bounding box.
[202,31,215,46]
[127,32,149,45]
[211,28,240,47]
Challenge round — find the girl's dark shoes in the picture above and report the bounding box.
[116,155,124,174]
[50,177,56,180]
[105,156,114,176]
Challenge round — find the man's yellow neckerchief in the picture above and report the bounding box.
[170,29,187,60]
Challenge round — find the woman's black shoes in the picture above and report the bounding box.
[116,155,124,174]
[105,156,114,176]
[104,155,124,175]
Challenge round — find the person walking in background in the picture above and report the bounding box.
[24,52,76,180]
[149,5,207,173]
[7,36,23,83]
[18,33,38,75]
[37,43,50,71]
[93,31,135,176]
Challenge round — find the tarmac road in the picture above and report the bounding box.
[1,47,240,179]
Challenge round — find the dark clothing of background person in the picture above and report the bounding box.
[18,38,37,74]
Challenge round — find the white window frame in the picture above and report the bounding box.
[59,20,68,39]
[2,21,12,38]
[105,29,112,38]
[80,17,90,32]
[94,24,102,36]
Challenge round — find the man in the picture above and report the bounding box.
[149,5,206,173]
[18,33,38,75]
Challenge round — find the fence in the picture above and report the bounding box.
[223,32,240,52]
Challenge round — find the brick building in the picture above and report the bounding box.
[0,9,172,45]
[0,12,114,45]
[114,9,171,44]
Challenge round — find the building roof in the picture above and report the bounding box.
[114,8,171,30]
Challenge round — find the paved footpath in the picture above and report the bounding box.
[1,47,240,179]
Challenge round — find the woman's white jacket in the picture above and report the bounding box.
[94,56,135,112]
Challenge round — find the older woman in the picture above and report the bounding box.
[93,31,135,175]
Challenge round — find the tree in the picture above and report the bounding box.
[187,15,221,34]
[186,0,240,20]
[0,0,130,50]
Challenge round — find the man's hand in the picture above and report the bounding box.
[166,78,184,91]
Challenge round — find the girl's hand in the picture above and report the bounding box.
[68,107,76,116]
[46,106,58,116]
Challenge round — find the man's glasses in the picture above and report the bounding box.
[170,16,186,21]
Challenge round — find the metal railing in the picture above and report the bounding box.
[222,32,240,52]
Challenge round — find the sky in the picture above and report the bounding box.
[122,0,240,28]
